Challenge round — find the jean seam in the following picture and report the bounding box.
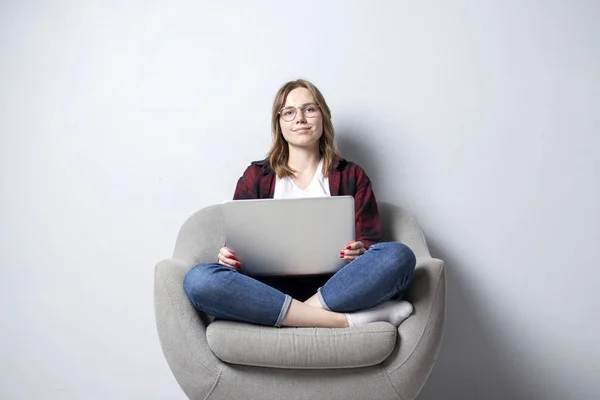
[317,286,332,311]
[275,294,292,327]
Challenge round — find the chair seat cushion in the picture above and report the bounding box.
[206,321,398,369]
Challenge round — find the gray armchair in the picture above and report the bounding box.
[154,202,446,400]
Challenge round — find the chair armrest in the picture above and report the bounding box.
[154,258,223,398]
[382,257,446,398]
[379,202,431,258]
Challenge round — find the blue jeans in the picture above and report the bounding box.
[183,242,416,327]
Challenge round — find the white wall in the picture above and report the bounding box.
[1,1,598,399]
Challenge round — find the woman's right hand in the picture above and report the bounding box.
[217,247,242,271]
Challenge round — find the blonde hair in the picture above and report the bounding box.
[267,79,339,178]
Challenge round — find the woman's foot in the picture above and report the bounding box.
[345,300,413,327]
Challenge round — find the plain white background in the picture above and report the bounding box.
[1,1,599,399]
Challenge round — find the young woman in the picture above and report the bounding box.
[184,79,416,328]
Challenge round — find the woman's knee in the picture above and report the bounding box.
[183,263,221,301]
[374,242,416,273]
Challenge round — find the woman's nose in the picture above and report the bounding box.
[295,110,307,123]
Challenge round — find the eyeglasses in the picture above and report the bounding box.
[278,103,321,122]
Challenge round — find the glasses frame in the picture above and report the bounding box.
[278,103,321,122]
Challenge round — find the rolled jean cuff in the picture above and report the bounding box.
[317,286,332,311]
[275,294,292,328]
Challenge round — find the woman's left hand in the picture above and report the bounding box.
[340,241,365,261]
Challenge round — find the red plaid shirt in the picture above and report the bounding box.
[233,156,382,249]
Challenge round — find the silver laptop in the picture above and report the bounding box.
[222,196,355,277]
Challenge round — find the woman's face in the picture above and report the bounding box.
[279,87,323,150]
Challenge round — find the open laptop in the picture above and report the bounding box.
[222,196,355,277]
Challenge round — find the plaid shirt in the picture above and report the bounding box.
[233,156,382,249]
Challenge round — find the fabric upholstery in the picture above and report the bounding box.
[207,321,397,369]
[154,202,446,400]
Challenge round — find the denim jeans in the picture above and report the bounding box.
[183,242,416,327]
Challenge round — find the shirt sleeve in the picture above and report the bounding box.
[353,167,382,249]
[233,165,260,200]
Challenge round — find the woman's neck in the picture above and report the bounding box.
[287,145,320,175]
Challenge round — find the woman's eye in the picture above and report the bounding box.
[284,110,293,115]
[306,107,315,112]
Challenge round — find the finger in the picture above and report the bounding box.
[345,241,364,251]
[340,249,362,259]
[340,249,361,257]
[218,259,229,267]
[219,250,239,265]
[218,252,233,263]
[218,253,241,269]
[341,243,357,252]
[220,247,236,258]
[218,259,236,268]
[218,253,231,265]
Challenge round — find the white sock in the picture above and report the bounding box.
[345,300,413,327]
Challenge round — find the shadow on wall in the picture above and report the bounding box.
[338,132,535,400]
[417,239,536,400]
[336,133,379,172]
[336,133,385,195]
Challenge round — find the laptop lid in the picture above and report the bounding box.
[222,196,355,276]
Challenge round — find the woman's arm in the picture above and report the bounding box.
[233,165,261,200]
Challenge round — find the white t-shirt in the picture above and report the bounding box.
[273,159,331,199]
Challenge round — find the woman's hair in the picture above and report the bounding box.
[267,79,339,178]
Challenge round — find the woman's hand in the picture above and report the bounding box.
[217,247,242,271]
[340,241,366,261]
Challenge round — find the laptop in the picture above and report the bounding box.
[222,196,355,276]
